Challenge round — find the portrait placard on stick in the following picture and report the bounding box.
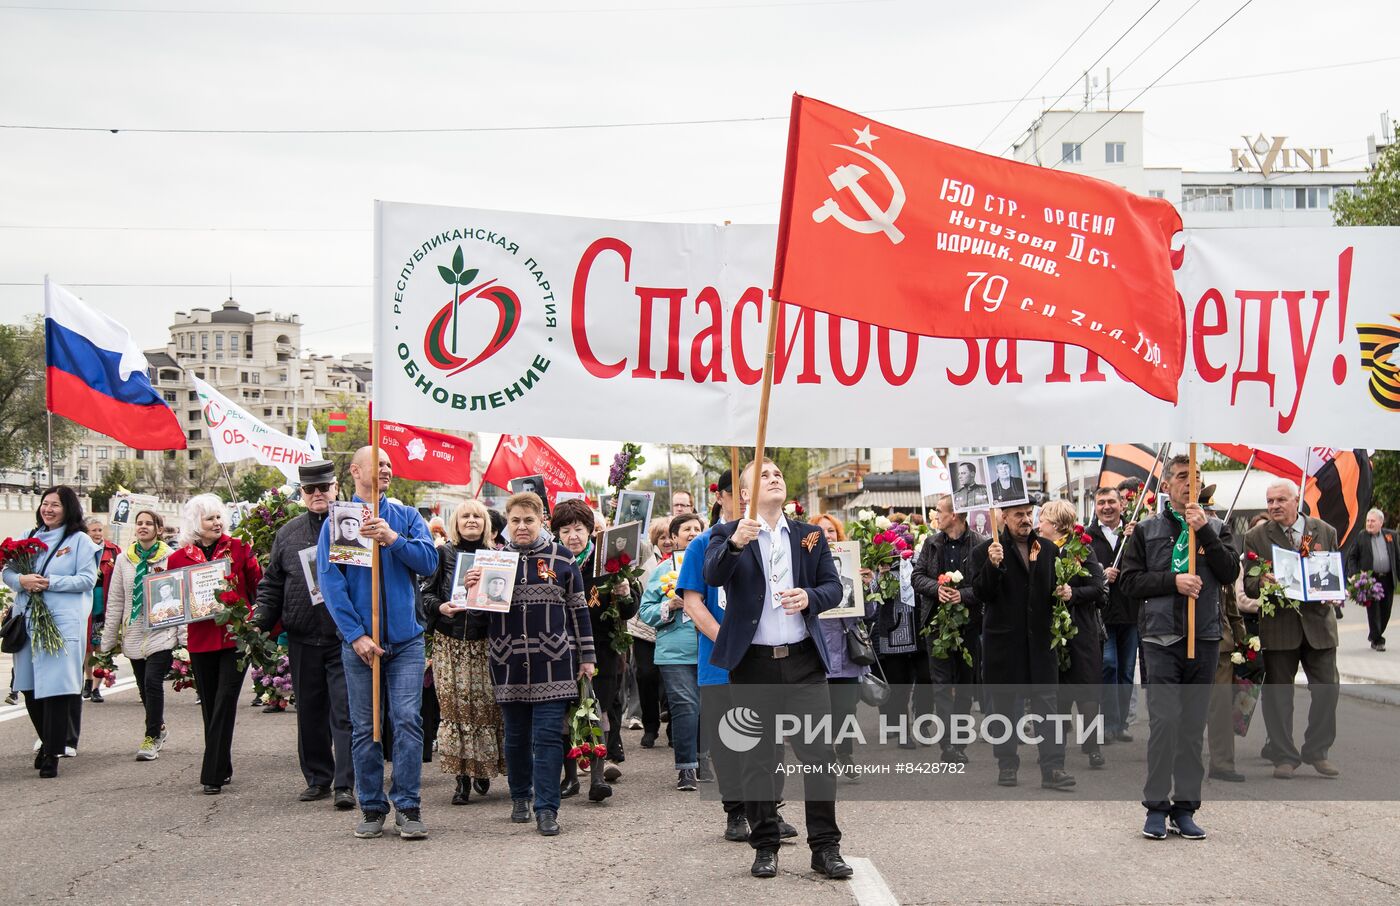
[467,550,519,613]
[328,501,374,567]
[819,540,864,620]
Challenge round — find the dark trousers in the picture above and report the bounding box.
[130,649,174,739]
[729,641,840,853]
[701,683,785,820]
[190,648,248,787]
[67,695,82,749]
[1141,639,1218,814]
[929,634,979,752]
[987,685,1064,775]
[882,648,936,729]
[1367,576,1394,645]
[25,693,78,759]
[633,639,663,735]
[501,699,568,813]
[1261,642,1339,767]
[1207,651,1237,773]
[287,639,354,790]
[826,677,861,757]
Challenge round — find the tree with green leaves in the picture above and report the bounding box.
[672,445,811,500]
[0,318,83,472]
[219,464,286,504]
[90,460,146,512]
[1332,130,1400,226]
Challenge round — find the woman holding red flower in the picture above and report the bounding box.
[2,486,98,778]
[167,494,262,794]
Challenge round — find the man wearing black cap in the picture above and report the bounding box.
[253,460,355,809]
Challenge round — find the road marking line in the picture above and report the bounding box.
[845,857,899,906]
[0,677,138,723]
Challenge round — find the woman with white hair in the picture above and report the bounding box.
[167,493,263,795]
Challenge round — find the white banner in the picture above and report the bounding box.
[192,376,316,482]
[374,201,1399,448]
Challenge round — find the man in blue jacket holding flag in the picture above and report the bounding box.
[319,445,438,841]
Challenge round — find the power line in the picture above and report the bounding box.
[0,282,369,288]
[997,0,1165,158]
[973,0,1116,151]
[1031,0,1203,160]
[3,53,1394,137]
[1049,0,1257,172]
[0,224,369,232]
[0,0,893,14]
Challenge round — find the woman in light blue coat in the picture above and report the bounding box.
[2,486,98,778]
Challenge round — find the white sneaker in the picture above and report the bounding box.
[62,746,77,758]
[157,726,169,750]
[32,738,42,753]
[626,717,643,730]
[137,737,159,761]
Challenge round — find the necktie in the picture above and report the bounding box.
[1286,527,1297,548]
[769,527,789,608]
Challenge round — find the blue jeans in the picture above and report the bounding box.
[658,663,700,770]
[341,635,424,814]
[500,699,568,813]
[1102,624,1139,734]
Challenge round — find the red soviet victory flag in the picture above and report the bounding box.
[772,95,1186,403]
[378,420,473,484]
[480,435,584,507]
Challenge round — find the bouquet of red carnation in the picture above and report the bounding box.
[568,675,607,770]
[0,536,63,654]
[166,647,194,692]
[89,648,119,687]
[1048,525,1094,671]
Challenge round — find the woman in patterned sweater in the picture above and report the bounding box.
[464,491,595,837]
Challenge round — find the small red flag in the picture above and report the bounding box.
[378,421,473,484]
[481,435,583,507]
[773,95,1186,403]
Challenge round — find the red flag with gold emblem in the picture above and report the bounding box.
[772,95,1186,402]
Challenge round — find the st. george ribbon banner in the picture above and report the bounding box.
[771,95,1185,403]
[373,200,1399,449]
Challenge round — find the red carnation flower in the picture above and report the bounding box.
[605,558,621,574]
[1245,551,1259,561]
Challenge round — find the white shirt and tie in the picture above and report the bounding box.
[749,515,809,646]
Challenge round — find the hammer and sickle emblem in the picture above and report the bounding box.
[812,144,906,245]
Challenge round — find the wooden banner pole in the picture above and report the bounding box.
[746,295,783,520]
[1187,442,1199,661]
[729,446,741,521]
[369,404,382,743]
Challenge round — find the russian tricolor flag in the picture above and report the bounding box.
[44,278,187,450]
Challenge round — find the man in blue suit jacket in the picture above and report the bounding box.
[703,458,850,882]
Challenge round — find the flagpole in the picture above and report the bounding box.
[729,447,740,521]
[216,461,239,502]
[1187,442,1199,661]
[1111,441,1169,570]
[745,297,782,520]
[1221,449,1257,530]
[369,403,382,743]
[46,410,54,487]
[1299,447,1312,516]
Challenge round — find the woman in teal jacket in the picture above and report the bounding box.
[2,486,98,778]
[639,513,705,791]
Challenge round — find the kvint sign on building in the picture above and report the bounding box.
[1230,134,1335,175]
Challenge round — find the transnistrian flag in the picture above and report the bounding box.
[327,412,348,433]
[772,95,1186,403]
[44,278,186,450]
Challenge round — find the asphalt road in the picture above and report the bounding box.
[5,675,1400,905]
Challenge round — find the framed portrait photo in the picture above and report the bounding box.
[328,501,374,568]
[949,456,990,513]
[508,474,551,516]
[984,450,1030,508]
[597,520,643,577]
[144,572,188,629]
[614,490,654,530]
[819,540,864,620]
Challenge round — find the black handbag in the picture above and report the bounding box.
[844,620,876,667]
[858,653,890,707]
[0,608,27,654]
[1,529,74,654]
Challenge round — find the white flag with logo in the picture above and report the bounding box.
[192,376,316,482]
[305,422,323,459]
[917,448,953,500]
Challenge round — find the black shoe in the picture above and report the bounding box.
[82,679,92,700]
[639,732,657,749]
[750,848,778,879]
[560,777,580,799]
[333,788,355,810]
[1087,751,1106,769]
[997,767,1018,787]
[38,755,58,778]
[452,775,471,805]
[536,808,560,836]
[473,777,491,796]
[89,687,104,703]
[300,784,331,802]
[725,814,750,842]
[510,799,530,823]
[1209,768,1247,783]
[778,820,798,840]
[811,847,854,880]
[677,769,698,791]
[589,756,614,802]
[610,743,625,764]
[202,784,221,795]
[262,703,282,713]
[1114,731,1134,743]
[1041,769,1076,791]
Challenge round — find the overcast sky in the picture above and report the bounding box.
[3,0,1396,482]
